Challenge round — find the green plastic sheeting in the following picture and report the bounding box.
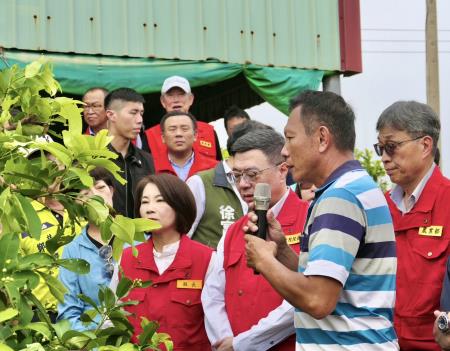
[1,49,323,115]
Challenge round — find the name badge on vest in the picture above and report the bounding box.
[285,233,301,245]
[176,280,203,289]
[200,140,212,148]
[419,226,443,237]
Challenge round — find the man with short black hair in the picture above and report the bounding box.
[154,110,216,180]
[375,100,449,351]
[223,105,250,137]
[105,88,154,218]
[202,128,308,350]
[245,90,398,350]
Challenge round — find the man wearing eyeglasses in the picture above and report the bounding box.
[202,128,308,350]
[82,87,109,135]
[375,101,449,351]
[187,121,270,249]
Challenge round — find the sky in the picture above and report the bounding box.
[211,0,450,174]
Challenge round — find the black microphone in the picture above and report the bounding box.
[252,183,271,275]
[254,183,271,240]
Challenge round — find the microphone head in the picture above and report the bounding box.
[254,183,271,211]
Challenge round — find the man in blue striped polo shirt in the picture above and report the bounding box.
[244,90,398,350]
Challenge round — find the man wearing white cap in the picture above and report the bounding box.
[144,75,221,179]
[160,75,195,113]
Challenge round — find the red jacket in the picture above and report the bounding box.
[120,235,213,351]
[145,121,218,161]
[386,166,450,351]
[223,190,308,351]
[145,124,217,178]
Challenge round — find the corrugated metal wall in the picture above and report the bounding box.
[0,0,341,71]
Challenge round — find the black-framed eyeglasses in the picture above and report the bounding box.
[373,136,424,157]
[99,244,114,278]
[227,163,282,184]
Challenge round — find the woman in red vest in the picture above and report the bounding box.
[120,174,214,350]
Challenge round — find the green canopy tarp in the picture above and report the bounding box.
[1,49,323,122]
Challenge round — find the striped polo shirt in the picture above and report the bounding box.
[296,160,398,350]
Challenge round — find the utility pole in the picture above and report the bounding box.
[425,0,441,163]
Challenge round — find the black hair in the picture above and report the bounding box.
[104,88,145,110]
[290,90,356,151]
[223,105,250,132]
[160,110,198,132]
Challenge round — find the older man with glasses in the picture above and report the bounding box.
[201,128,308,351]
[375,100,450,351]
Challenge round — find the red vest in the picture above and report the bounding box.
[223,190,308,351]
[145,121,217,161]
[386,166,450,351]
[120,236,213,351]
[145,123,217,178]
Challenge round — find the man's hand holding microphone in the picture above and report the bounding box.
[243,183,297,274]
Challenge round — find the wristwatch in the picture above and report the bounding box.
[438,313,450,333]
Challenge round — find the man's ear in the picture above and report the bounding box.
[279,161,289,180]
[421,135,434,160]
[160,95,168,111]
[317,125,331,153]
[187,93,194,110]
[106,109,115,122]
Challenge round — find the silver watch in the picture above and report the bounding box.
[438,313,450,333]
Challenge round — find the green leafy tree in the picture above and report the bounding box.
[355,148,390,192]
[0,58,171,350]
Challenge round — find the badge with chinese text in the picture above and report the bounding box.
[200,140,212,148]
[285,233,301,245]
[176,280,203,289]
[418,226,443,237]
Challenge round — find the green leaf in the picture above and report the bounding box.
[58,102,83,135]
[138,318,158,346]
[69,167,94,188]
[0,308,18,322]
[22,322,52,339]
[57,258,90,274]
[15,194,42,240]
[39,141,72,167]
[94,129,114,149]
[100,286,116,310]
[24,61,43,78]
[0,233,19,269]
[0,344,14,351]
[17,252,55,270]
[39,273,67,303]
[110,216,135,245]
[112,237,124,262]
[85,197,110,226]
[12,270,41,290]
[63,331,93,349]
[53,319,71,340]
[115,277,133,300]
[78,294,100,313]
[80,309,97,323]
[132,218,161,233]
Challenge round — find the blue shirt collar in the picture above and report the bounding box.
[314,160,363,198]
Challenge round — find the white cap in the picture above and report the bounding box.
[161,76,191,94]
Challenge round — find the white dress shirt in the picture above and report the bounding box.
[390,163,435,213]
[201,189,295,351]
